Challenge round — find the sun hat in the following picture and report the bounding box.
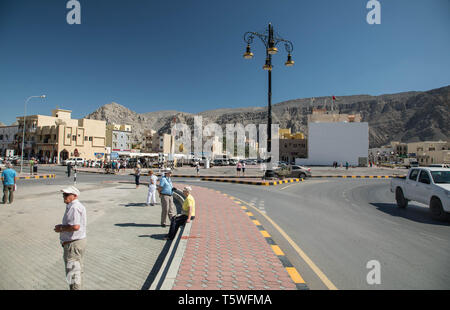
[60,186,80,196]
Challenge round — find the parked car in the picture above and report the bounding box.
[229,159,238,165]
[390,167,450,220]
[213,159,229,166]
[275,165,311,179]
[63,157,85,166]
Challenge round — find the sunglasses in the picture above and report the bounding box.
[62,193,74,197]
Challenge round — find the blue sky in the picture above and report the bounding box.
[0,0,449,125]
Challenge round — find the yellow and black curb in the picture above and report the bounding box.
[218,191,308,290]
[18,174,56,180]
[201,178,303,186]
[311,175,405,179]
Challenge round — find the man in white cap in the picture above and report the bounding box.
[54,186,87,290]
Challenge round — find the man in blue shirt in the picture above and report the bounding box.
[2,163,17,204]
[157,169,177,227]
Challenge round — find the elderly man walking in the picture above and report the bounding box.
[1,163,17,205]
[157,169,177,227]
[54,186,87,290]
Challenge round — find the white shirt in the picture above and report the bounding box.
[60,199,87,243]
[149,175,158,189]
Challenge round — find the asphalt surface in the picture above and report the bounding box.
[175,178,450,290]
[16,165,450,290]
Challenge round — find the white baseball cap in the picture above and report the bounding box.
[61,186,80,196]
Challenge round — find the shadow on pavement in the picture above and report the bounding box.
[115,223,162,227]
[138,234,168,240]
[370,203,450,225]
[122,203,148,207]
[140,239,172,290]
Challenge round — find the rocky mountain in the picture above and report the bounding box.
[85,85,450,148]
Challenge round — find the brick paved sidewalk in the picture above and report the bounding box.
[171,185,298,290]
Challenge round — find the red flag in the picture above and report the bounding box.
[332,96,336,101]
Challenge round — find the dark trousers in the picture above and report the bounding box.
[168,215,194,240]
[3,185,14,203]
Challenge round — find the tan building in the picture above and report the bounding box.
[390,140,450,165]
[153,133,175,154]
[141,129,157,153]
[16,109,106,163]
[278,128,307,164]
[308,109,362,123]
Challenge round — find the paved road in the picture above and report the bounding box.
[175,178,450,290]
[14,166,450,290]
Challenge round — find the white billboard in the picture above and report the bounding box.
[297,122,369,166]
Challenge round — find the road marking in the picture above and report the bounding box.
[286,267,305,284]
[260,230,271,238]
[280,183,297,190]
[271,245,285,256]
[232,196,338,290]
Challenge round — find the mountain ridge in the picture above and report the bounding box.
[85,85,450,148]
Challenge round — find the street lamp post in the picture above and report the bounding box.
[20,95,46,174]
[243,23,294,179]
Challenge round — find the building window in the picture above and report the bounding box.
[72,135,76,140]
[89,137,93,141]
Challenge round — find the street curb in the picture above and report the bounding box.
[17,174,56,180]
[310,175,405,179]
[150,190,190,290]
[225,193,308,290]
[201,177,304,186]
[172,175,262,179]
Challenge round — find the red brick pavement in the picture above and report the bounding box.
[171,185,297,290]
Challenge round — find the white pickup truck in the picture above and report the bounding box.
[390,167,450,220]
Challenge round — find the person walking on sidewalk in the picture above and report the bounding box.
[67,162,72,178]
[1,163,17,205]
[134,165,141,189]
[54,186,87,290]
[157,169,176,227]
[165,186,195,240]
[236,161,242,176]
[146,170,158,206]
[29,158,35,176]
[242,162,246,177]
